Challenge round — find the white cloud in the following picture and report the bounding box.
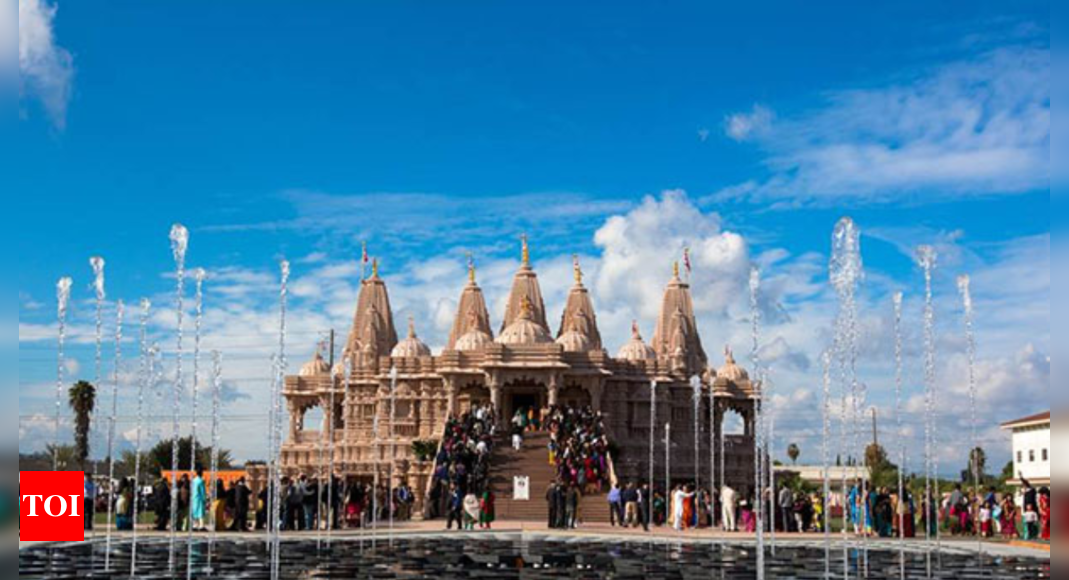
[594,190,750,321]
[714,47,1049,205]
[725,104,773,142]
[18,0,74,128]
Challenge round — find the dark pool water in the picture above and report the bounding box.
[18,537,1050,579]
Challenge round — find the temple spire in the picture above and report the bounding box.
[447,256,494,350]
[501,237,549,333]
[556,258,603,350]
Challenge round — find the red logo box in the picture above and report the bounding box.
[20,472,86,542]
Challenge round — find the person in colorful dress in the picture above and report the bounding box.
[1039,488,1050,541]
[479,490,496,530]
[462,492,481,531]
[999,495,1018,539]
[190,469,208,532]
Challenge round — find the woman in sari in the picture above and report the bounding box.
[479,490,496,530]
[1000,496,1018,539]
[463,492,481,531]
[1039,488,1050,541]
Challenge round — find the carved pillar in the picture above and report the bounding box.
[488,372,502,425]
[548,374,560,407]
[321,396,332,442]
[589,381,604,413]
[288,400,300,441]
[444,377,458,419]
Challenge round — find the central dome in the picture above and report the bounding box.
[391,318,432,358]
[456,328,493,351]
[616,321,656,361]
[496,297,552,346]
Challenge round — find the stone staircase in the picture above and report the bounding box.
[489,432,612,524]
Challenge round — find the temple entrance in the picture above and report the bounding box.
[508,392,543,422]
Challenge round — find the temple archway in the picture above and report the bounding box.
[504,378,547,422]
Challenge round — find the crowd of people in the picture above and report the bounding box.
[841,478,1051,542]
[545,406,611,494]
[427,404,497,529]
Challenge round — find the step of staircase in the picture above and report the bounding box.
[487,431,611,523]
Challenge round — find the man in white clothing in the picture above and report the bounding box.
[672,486,695,531]
[721,485,738,532]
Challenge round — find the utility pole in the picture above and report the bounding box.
[328,329,335,368]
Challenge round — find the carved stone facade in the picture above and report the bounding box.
[281,243,761,496]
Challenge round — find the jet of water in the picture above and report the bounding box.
[271,259,290,580]
[709,379,717,526]
[831,217,864,578]
[105,299,123,571]
[208,351,223,572]
[691,375,702,489]
[749,266,765,580]
[389,365,399,543]
[187,268,206,580]
[54,277,73,472]
[649,380,657,519]
[893,292,906,580]
[89,257,106,560]
[821,351,832,580]
[958,275,982,564]
[916,244,938,573]
[131,300,151,577]
[168,224,189,571]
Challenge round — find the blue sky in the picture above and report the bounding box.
[13,1,1049,473]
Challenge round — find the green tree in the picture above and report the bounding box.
[865,443,899,489]
[787,443,801,465]
[68,381,96,469]
[146,436,233,477]
[37,445,78,471]
[1000,460,1015,482]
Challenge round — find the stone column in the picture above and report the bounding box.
[548,374,560,407]
[589,381,604,413]
[288,400,300,441]
[321,396,333,443]
[444,377,458,419]
[488,372,502,425]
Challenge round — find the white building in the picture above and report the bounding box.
[1001,411,1050,489]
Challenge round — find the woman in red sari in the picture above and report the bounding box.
[999,496,1018,539]
[1039,488,1050,541]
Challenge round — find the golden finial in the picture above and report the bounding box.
[372,258,379,278]
[521,234,530,267]
[673,261,680,279]
[573,255,583,285]
[467,252,476,284]
[408,315,416,339]
[724,344,735,364]
[632,320,640,339]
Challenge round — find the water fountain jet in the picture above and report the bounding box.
[54,277,73,472]
[168,224,189,571]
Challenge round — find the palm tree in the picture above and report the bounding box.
[68,380,97,469]
[44,444,79,471]
[787,443,801,465]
